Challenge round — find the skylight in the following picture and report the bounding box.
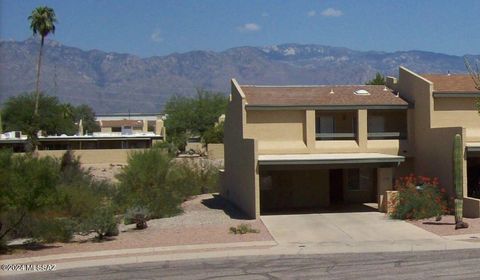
[354,89,370,95]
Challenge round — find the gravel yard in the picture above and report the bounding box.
[408,215,480,236]
[1,194,272,260]
[83,163,124,182]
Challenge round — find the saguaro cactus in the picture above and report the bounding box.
[454,134,469,229]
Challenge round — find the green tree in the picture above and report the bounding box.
[203,122,224,144]
[365,72,386,85]
[2,93,76,136]
[164,89,228,150]
[73,104,100,134]
[0,150,59,241]
[28,6,57,116]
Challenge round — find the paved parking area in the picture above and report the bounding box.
[261,212,441,244]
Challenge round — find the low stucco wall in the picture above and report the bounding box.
[464,197,480,218]
[37,149,144,164]
[207,143,224,160]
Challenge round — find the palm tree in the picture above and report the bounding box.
[28,6,57,116]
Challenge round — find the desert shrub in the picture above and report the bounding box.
[229,224,260,235]
[167,159,220,197]
[79,207,118,240]
[390,175,449,220]
[124,206,150,229]
[0,150,117,245]
[152,141,178,157]
[115,148,182,219]
[32,217,76,243]
[0,150,60,242]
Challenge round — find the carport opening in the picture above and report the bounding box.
[467,157,480,198]
[329,169,344,204]
[259,167,378,215]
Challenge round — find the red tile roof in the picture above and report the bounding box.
[421,74,480,92]
[240,85,408,107]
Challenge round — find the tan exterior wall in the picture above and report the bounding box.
[244,110,308,154]
[37,149,144,164]
[222,80,259,218]
[207,143,224,160]
[432,98,480,128]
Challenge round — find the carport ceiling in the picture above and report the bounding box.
[258,153,405,166]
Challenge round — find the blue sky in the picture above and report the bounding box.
[0,0,478,57]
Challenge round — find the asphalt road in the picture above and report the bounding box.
[5,249,480,280]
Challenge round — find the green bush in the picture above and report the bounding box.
[167,159,219,197]
[115,148,182,219]
[0,150,117,245]
[152,141,178,157]
[390,175,449,220]
[79,207,118,240]
[32,217,76,243]
[0,150,60,242]
[229,224,260,235]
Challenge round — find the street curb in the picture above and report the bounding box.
[0,240,277,264]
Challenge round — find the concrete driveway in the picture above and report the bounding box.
[261,212,441,244]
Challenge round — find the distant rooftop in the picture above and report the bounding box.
[421,74,480,93]
[99,120,144,128]
[240,85,408,107]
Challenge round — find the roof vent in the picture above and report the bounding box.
[329,88,334,94]
[354,89,370,95]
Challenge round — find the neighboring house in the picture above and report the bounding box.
[222,66,480,218]
[0,112,166,164]
[96,112,166,136]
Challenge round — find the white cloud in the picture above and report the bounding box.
[261,12,269,17]
[150,28,163,43]
[307,10,316,17]
[321,8,343,17]
[237,23,261,32]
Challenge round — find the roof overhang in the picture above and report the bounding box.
[433,92,480,98]
[258,153,405,167]
[245,104,411,111]
[466,143,480,157]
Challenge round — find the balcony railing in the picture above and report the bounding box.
[316,133,356,141]
[367,132,406,140]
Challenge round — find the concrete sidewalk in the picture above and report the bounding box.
[2,235,480,276]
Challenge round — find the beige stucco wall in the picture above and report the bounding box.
[37,149,144,164]
[222,79,259,218]
[207,143,224,160]
[398,67,463,195]
[244,110,308,154]
[432,98,480,129]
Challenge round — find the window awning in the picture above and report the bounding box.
[258,153,405,166]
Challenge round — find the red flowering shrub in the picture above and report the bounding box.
[390,174,449,220]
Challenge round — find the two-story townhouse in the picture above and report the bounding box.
[222,66,480,219]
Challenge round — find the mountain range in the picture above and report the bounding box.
[0,38,477,113]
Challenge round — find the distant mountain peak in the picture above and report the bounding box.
[0,39,477,113]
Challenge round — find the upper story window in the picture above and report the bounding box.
[316,111,357,140]
[367,110,407,140]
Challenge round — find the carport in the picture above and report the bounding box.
[258,153,405,214]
